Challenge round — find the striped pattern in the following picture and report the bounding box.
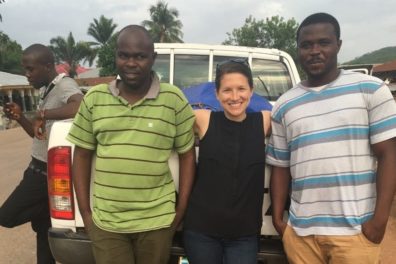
[67,77,195,233]
[266,70,396,236]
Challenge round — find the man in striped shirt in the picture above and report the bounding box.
[267,13,396,263]
[67,25,195,264]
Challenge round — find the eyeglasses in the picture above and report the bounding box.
[215,58,250,76]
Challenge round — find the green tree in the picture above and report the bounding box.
[141,0,183,43]
[0,31,23,74]
[97,33,118,76]
[344,46,396,64]
[223,15,299,60]
[87,15,118,46]
[49,32,95,77]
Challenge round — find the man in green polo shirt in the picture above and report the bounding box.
[67,25,196,264]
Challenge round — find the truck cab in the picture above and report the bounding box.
[338,64,375,75]
[47,43,300,264]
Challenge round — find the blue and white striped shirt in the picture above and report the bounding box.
[266,70,396,236]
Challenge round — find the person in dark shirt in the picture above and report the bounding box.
[183,59,271,264]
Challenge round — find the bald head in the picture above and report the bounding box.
[23,44,55,66]
[115,25,157,91]
[117,25,154,52]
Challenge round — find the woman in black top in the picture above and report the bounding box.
[183,59,271,264]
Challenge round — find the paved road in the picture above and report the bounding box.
[0,127,395,263]
[0,127,35,264]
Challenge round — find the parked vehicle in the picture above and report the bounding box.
[338,64,375,75]
[47,43,300,264]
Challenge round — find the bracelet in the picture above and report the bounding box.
[39,109,46,119]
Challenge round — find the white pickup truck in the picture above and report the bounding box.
[46,43,300,264]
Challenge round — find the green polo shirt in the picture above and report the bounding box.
[67,73,195,233]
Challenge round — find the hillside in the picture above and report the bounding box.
[343,46,396,65]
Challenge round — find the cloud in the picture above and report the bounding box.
[1,0,395,63]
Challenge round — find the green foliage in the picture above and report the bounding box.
[223,15,299,60]
[0,31,23,74]
[142,0,183,43]
[223,16,265,47]
[97,33,118,76]
[49,32,96,77]
[87,15,118,46]
[343,46,396,64]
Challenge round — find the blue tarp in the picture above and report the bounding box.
[182,82,272,112]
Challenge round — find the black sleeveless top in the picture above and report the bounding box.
[184,111,266,238]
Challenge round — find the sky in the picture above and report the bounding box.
[1,0,395,64]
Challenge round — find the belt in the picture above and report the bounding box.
[29,157,47,173]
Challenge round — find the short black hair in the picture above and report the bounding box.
[23,44,55,65]
[215,60,253,90]
[297,13,340,42]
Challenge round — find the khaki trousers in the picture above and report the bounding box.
[282,225,381,264]
[88,222,175,264]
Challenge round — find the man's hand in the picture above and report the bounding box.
[33,110,47,140]
[273,218,288,237]
[4,102,22,120]
[81,211,94,234]
[270,166,291,237]
[171,207,185,231]
[361,218,387,244]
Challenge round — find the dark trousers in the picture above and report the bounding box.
[88,222,176,264]
[0,158,55,264]
[183,230,259,264]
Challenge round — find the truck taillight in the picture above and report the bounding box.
[48,146,74,220]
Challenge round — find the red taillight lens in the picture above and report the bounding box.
[47,146,74,220]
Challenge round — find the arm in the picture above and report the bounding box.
[42,93,83,120]
[193,109,210,139]
[72,145,95,230]
[362,138,396,243]
[173,147,196,229]
[270,165,291,236]
[34,93,83,139]
[261,110,271,137]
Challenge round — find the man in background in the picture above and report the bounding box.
[0,44,83,264]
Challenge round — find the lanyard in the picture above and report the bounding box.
[40,82,56,100]
[40,74,66,100]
